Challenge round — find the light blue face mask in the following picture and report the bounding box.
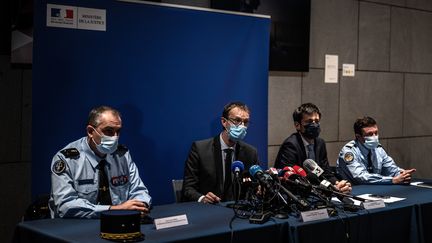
[227,124,247,142]
[364,135,379,149]
[92,128,119,154]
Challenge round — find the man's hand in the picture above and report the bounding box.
[400,168,416,175]
[393,168,416,184]
[335,180,352,194]
[201,192,221,204]
[110,199,150,214]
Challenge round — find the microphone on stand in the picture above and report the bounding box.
[231,161,245,202]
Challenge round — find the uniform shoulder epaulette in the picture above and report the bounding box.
[115,144,128,156]
[60,148,80,158]
[345,141,356,149]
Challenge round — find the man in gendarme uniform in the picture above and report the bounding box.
[337,116,416,184]
[49,106,151,218]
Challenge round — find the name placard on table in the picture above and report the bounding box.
[301,208,329,222]
[154,214,189,230]
[362,200,386,210]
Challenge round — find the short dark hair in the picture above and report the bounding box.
[87,106,121,127]
[222,101,250,119]
[292,103,321,123]
[354,116,377,135]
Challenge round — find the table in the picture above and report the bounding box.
[287,183,432,243]
[14,183,432,243]
[13,202,285,243]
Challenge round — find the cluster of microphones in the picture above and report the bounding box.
[230,159,365,223]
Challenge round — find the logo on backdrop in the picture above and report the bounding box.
[47,4,77,29]
[46,4,106,31]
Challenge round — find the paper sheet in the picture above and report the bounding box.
[356,194,405,203]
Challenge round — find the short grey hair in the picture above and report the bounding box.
[87,106,121,127]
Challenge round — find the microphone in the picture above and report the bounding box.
[282,170,312,190]
[303,159,324,177]
[305,172,321,185]
[278,166,292,178]
[306,172,339,194]
[304,165,366,203]
[303,159,339,190]
[267,167,281,181]
[249,165,275,194]
[296,164,332,191]
[230,161,244,202]
[292,165,307,177]
[249,165,310,209]
[272,167,311,209]
[231,161,244,178]
[283,166,295,173]
[277,174,310,209]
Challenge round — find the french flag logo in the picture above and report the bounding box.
[50,8,73,19]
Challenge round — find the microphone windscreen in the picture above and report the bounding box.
[231,160,244,172]
[293,165,307,177]
[283,171,298,181]
[303,159,316,172]
[268,167,279,177]
[283,166,295,172]
[249,165,263,178]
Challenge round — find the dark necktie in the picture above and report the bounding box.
[367,151,373,173]
[97,159,112,205]
[223,148,233,199]
[307,144,316,161]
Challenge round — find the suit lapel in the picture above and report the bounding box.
[235,142,245,163]
[212,136,224,193]
[295,132,307,163]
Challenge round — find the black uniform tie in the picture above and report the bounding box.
[97,159,112,205]
[367,151,373,173]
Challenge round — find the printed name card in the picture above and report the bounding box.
[154,214,188,230]
[362,200,386,210]
[301,208,329,222]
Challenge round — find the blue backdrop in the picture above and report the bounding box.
[33,0,270,205]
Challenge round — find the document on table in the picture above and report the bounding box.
[411,181,432,189]
[356,194,405,203]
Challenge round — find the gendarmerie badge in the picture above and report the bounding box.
[53,160,66,174]
[343,152,354,163]
[111,175,129,187]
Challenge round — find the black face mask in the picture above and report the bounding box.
[302,123,321,139]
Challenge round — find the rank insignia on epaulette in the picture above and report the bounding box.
[60,148,80,158]
[53,160,66,174]
[345,141,355,148]
[344,152,354,163]
[115,145,128,156]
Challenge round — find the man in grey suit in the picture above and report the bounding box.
[182,102,259,203]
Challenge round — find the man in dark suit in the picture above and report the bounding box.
[182,102,259,203]
[274,103,351,193]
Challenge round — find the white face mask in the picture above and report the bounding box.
[92,128,119,154]
[363,135,379,149]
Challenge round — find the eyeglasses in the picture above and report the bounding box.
[226,117,249,127]
[301,119,320,126]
